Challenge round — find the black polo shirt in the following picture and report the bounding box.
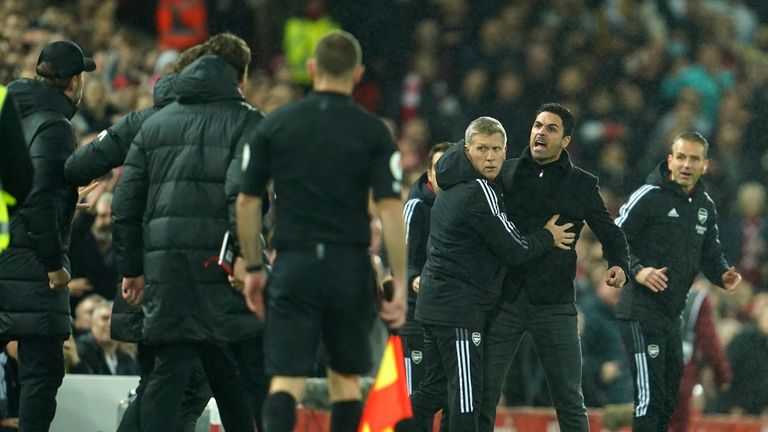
[241,91,400,249]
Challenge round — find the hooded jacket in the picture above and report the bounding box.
[64,73,178,342]
[616,161,729,321]
[64,73,177,186]
[402,172,436,335]
[0,78,79,338]
[415,143,553,329]
[112,55,264,344]
[501,147,629,305]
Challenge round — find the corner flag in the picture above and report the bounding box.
[359,335,413,432]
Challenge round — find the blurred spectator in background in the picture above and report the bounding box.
[661,43,734,124]
[72,293,107,338]
[70,301,138,375]
[282,0,340,86]
[68,192,118,311]
[720,182,768,291]
[71,78,119,136]
[669,278,732,432]
[723,298,768,415]
[580,267,633,408]
[156,0,208,51]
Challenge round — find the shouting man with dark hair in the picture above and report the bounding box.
[479,103,630,432]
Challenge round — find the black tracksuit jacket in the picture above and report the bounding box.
[616,161,730,321]
[402,172,435,336]
[501,147,629,304]
[415,144,554,329]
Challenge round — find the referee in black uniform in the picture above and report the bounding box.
[236,31,407,432]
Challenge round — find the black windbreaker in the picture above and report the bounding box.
[415,143,553,329]
[501,147,629,304]
[616,161,730,321]
[0,79,78,338]
[64,73,178,186]
[402,172,435,335]
[113,55,264,344]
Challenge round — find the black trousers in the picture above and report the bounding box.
[401,333,449,432]
[618,318,683,432]
[409,324,484,431]
[8,337,65,432]
[403,333,426,397]
[130,342,254,432]
[117,343,211,432]
[480,292,587,432]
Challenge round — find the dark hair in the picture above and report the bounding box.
[671,131,709,157]
[174,44,208,73]
[536,103,575,137]
[35,62,72,91]
[203,33,251,78]
[314,31,361,77]
[428,142,454,169]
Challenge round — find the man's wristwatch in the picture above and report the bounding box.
[246,264,265,273]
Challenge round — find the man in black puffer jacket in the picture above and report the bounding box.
[0,40,95,432]
[63,47,216,432]
[113,34,264,432]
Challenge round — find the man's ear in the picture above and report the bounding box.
[66,74,80,93]
[561,135,572,149]
[306,57,317,80]
[352,64,365,85]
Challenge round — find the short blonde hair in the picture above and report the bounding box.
[465,116,507,147]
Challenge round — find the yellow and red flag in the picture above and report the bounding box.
[359,335,413,432]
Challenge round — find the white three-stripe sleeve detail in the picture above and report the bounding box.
[403,198,421,244]
[476,179,527,246]
[615,185,657,227]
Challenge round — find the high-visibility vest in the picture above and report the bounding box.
[283,16,341,85]
[0,85,17,252]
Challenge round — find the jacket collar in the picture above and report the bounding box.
[517,145,572,173]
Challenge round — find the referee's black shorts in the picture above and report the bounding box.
[264,243,377,376]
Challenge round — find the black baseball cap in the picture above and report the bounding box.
[36,40,96,78]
